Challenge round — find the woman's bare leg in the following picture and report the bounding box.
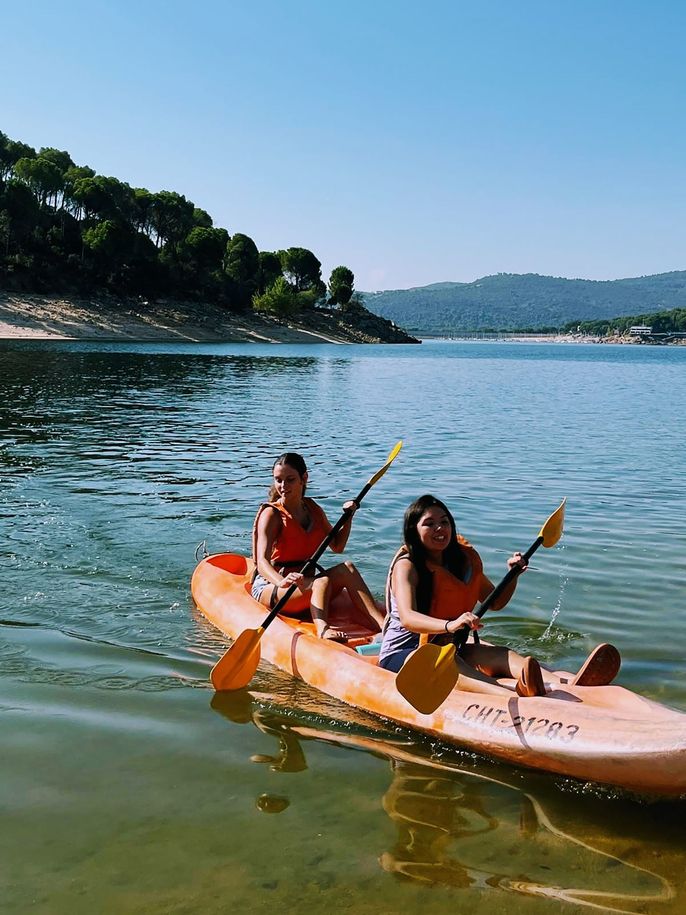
[257,561,384,639]
[458,643,571,697]
[256,576,340,638]
[452,651,515,697]
[462,644,528,680]
[333,560,385,630]
[310,562,384,637]
[309,574,338,638]
[255,584,310,614]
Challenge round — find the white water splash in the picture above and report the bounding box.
[541,550,567,641]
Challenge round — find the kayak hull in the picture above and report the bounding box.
[191,553,686,798]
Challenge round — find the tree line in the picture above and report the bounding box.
[0,130,356,317]
[563,307,686,336]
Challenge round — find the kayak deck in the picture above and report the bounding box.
[191,553,686,798]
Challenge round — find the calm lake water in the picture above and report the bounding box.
[2,338,685,914]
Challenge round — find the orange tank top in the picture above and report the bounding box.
[385,535,486,620]
[252,498,330,568]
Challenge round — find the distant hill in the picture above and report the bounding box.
[362,271,686,334]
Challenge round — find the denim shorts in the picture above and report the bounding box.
[378,647,415,673]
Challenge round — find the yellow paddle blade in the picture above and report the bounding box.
[538,497,566,548]
[395,643,458,715]
[367,440,403,488]
[211,627,264,691]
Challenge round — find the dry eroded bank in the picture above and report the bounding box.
[0,293,419,344]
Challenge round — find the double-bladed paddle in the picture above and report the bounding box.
[210,441,403,691]
[395,498,566,714]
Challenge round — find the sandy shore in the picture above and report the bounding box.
[426,332,681,345]
[0,292,415,344]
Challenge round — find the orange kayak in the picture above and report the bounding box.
[191,553,686,798]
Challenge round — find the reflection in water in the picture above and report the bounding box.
[210,688,307,815]
[211,690,674,914]
[381,761,498,888]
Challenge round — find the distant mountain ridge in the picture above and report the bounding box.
[361,271,686,333]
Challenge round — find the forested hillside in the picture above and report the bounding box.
[363,272,686,333]
[0,130,358,318]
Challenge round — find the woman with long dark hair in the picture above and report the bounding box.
[378,495,620,697]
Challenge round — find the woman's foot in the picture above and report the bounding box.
[319,626,348,643]
[572,643,621,686]
[516,657,546,698]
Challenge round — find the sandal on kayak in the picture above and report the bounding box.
[572,643,621,687]
[320,626,348,643]
[515,657,546,698]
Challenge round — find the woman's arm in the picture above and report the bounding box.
[478,552,528,611]
[254,508,287,585]
[394,560,483,636]
[327,500,357,553]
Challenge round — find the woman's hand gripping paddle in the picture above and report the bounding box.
[210,441,403,691]
[395,499,566,715]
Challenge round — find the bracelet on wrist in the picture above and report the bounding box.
[444,619,451,633]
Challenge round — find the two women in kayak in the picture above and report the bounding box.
[253,452,619,694]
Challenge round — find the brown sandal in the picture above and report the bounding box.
[572,643,621,686]
[320,626,348,643]
[516,657,546,698]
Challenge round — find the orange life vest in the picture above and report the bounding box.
[252,498,330,570]
[386,535,486,620]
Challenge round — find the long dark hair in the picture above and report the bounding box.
[267,452,308,502]
[402,494,467,613]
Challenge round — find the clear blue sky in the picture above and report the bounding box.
[3,0,685,291]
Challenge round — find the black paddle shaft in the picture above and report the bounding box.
[453,535,544,653]
[260,482,372,630]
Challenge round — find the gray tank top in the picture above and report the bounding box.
[378,542,480,665]
[378,587,420,663]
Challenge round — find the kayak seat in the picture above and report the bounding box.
[208,553,250,576]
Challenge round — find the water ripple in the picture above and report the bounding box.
[2,340,685,711]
